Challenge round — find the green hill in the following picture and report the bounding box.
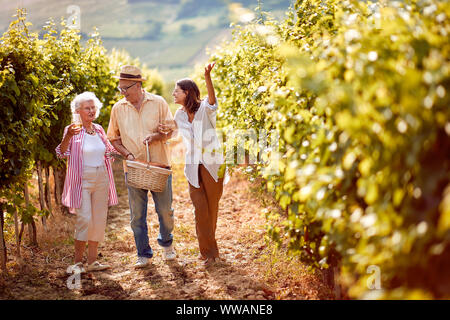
[0,0,291,82]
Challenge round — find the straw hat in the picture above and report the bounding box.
[114,65,146,82]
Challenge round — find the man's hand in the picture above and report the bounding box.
[143,132,160,145]
[157,120,177,136]
[110,138,134,161]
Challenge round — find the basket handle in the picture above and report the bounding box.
[146,140,150,163]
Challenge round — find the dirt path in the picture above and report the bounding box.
[0,141,332,300]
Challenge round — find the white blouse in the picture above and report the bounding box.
[82,132,106,167]
[174,98,225,188]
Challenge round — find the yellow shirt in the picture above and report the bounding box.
[107,91,175,169]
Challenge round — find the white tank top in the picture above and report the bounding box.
[83,133,106,167]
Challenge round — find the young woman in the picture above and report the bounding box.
[56,92,118,273]
[167,63,225,265]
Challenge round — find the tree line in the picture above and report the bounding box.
[0,9,164,273]
[203,0,450,298]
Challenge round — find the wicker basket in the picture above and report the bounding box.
[126,141,171,192]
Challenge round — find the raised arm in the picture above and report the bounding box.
[205,62,216,105]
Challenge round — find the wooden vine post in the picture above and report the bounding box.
[24,183,37,246]
[0,210,7,273]
[13,207,21,259]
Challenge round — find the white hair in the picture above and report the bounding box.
[70,91,103,119]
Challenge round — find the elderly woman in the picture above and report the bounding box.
[56,91,118,273]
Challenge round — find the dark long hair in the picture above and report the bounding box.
[176,78,201,114]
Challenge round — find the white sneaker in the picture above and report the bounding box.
[163,245,176,261]
[66,262,86,275]
[87,261,110,272]
[134,256,149,269]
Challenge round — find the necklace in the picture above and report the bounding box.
[85,127,95,135]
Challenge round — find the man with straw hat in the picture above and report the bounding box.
[107,65,177,268]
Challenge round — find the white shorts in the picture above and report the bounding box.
[74,165,109,242]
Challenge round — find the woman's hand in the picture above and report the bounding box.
[205,62,216,105]
[204,62,215,78]
[67,123,82,137]
[58,123,81,154]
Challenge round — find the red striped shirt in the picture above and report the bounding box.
[55,123,119,209]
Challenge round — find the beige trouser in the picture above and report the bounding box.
[188,164,224,259]
[75,165,109,242]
